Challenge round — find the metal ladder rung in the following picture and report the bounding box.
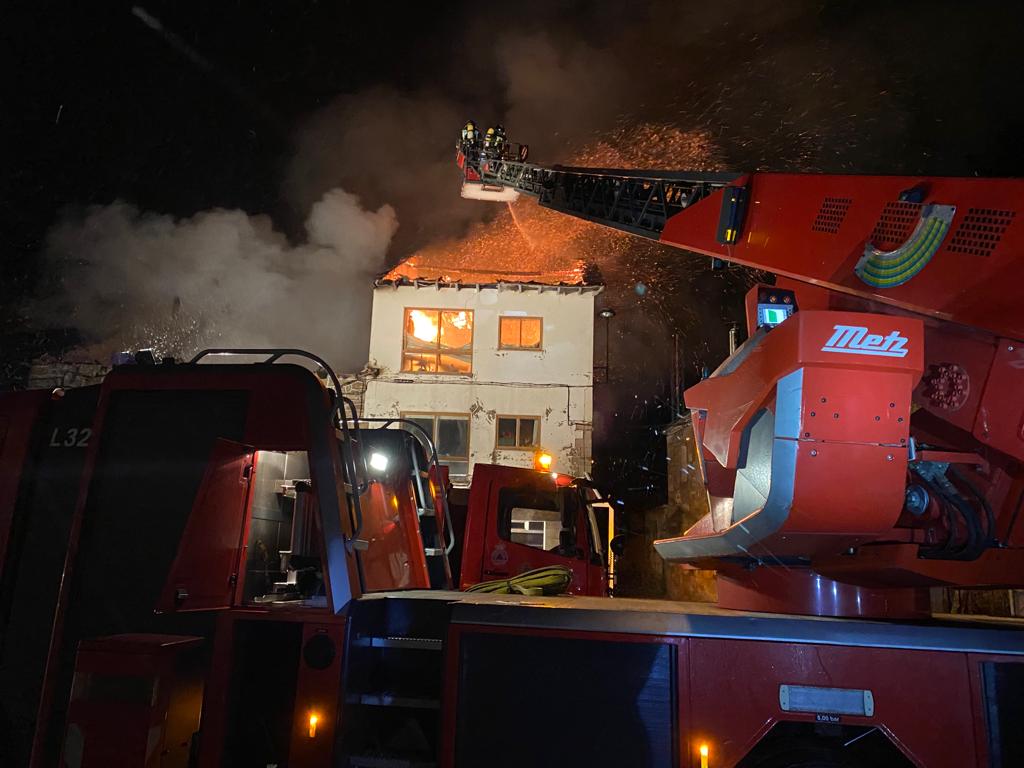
[417,507,435,517]
[423,548,444,557]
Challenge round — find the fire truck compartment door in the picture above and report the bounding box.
[155,438,254,613]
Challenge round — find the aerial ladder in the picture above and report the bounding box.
[458,137,1024,618]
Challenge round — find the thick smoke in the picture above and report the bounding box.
[282,14,647,261]
[280,3,862,271]
[29,189,396,372]
[24,0,1022,395]
[282,0,1023,266]
[492,31,629,157]
[284,89,482,260]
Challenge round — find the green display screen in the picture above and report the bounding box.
[764,307,787,325]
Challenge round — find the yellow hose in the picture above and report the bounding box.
[464,565,573,595]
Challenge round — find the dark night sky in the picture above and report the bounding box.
[4,0,1024,500]
[7,1,1024,260]
[5,3,450,240]
[7,1,1024,271]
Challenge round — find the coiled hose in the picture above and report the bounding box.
[464,565,574,596]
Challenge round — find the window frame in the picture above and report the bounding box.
[495,414,542,451]
[496,485,583,559]
[498,315,544,351]
[400,411,471,476]
[509,518,546,548]
[401,307,475,375]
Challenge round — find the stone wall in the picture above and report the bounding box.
[615,415,717,602]
[340,374,368,416]
[27,357,109,390]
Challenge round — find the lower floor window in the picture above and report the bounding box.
[496,415,541,449]
[403,412,470,477]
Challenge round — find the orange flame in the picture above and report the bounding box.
[408,309,439,342]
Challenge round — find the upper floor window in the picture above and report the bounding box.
[499,316,542,350]
[402,309,473,374]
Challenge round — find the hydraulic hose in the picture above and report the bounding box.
[943,490,985,560]
[948,465,997,545]
[915,467,986,561]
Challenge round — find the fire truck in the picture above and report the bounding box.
[1,141,1023,767]
[0,350,608,767]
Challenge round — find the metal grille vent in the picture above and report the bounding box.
[869,201,921,249]
[811,196,852,234]
[947,207,1015,256]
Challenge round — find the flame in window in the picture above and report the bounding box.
[449,311,469,330]
[408,310,438,342]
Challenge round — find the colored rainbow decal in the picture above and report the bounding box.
[855,204,956,288]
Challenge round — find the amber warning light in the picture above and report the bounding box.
[534,451,553,471]
[308,712,319,738]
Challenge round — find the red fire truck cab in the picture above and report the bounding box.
[0,351,610,767]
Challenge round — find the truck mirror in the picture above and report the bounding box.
[609,535,626,557]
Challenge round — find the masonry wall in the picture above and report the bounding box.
[615,415,717,602]
[27,358,108,390]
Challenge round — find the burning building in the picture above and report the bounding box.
[360,255,602,484]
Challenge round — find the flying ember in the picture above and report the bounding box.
[391,125,725,288]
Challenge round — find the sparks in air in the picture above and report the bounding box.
[391,124,725,289]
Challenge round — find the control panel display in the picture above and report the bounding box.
[757,303,794,328]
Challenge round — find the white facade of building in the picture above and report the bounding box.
[360,279,601,484]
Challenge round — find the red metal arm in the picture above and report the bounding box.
[659,173,1024,341]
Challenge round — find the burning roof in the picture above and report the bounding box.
[379,247,593,288]
[378,197,599,288]
[379,259,592,287]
